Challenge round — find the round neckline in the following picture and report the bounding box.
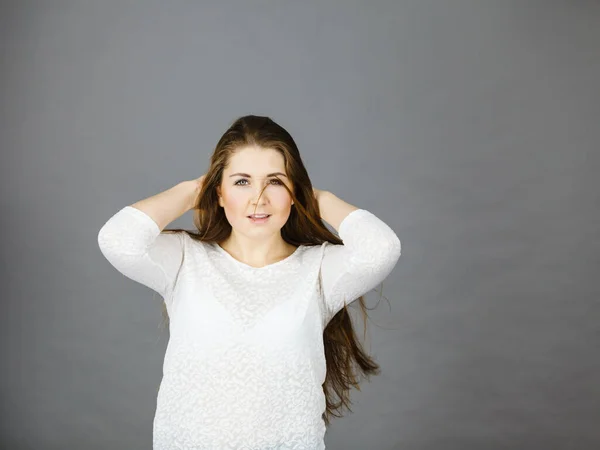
[213,242,303,270]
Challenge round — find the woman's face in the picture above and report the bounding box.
[217,145,294,238]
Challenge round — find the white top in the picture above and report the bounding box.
[97,205,401,450]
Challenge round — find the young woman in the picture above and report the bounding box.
[97,115,401,450]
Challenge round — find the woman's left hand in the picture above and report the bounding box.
[312,187,327,203]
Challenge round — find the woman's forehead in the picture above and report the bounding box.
[227,146,286,174]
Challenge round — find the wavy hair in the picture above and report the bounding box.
[161,115,387,426]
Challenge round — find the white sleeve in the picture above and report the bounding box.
[97,206,185,301]
[320,209,401,324]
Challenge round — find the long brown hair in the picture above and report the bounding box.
[161,115,386,427]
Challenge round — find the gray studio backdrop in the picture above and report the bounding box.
[2,1,599,449]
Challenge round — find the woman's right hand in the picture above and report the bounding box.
[190,174,206,211]
[191,175,206,231]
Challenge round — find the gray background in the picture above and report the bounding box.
[1,1,599,449]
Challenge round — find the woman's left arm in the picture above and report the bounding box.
[313,188,402,324]
[313,189,359,233]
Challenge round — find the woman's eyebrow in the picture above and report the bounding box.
[229,172,287,178]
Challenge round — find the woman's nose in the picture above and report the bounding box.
[252,183,269,200]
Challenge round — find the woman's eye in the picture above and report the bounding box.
[234,179,283,186]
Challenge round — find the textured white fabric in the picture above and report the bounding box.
[98,205,401,449]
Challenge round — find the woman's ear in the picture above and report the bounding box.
[216,185,224,207]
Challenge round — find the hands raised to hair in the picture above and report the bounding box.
[189,174,206,211]
[313,187,324,203]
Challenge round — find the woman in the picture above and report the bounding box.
[97,115,401,450]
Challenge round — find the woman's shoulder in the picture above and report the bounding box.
[167,231,213,257]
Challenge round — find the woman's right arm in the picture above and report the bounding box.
[97,179,202,299]
[131,178,202,231]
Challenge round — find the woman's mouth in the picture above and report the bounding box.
[248,214,271,224]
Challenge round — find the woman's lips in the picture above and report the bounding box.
[248,215,271,224]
